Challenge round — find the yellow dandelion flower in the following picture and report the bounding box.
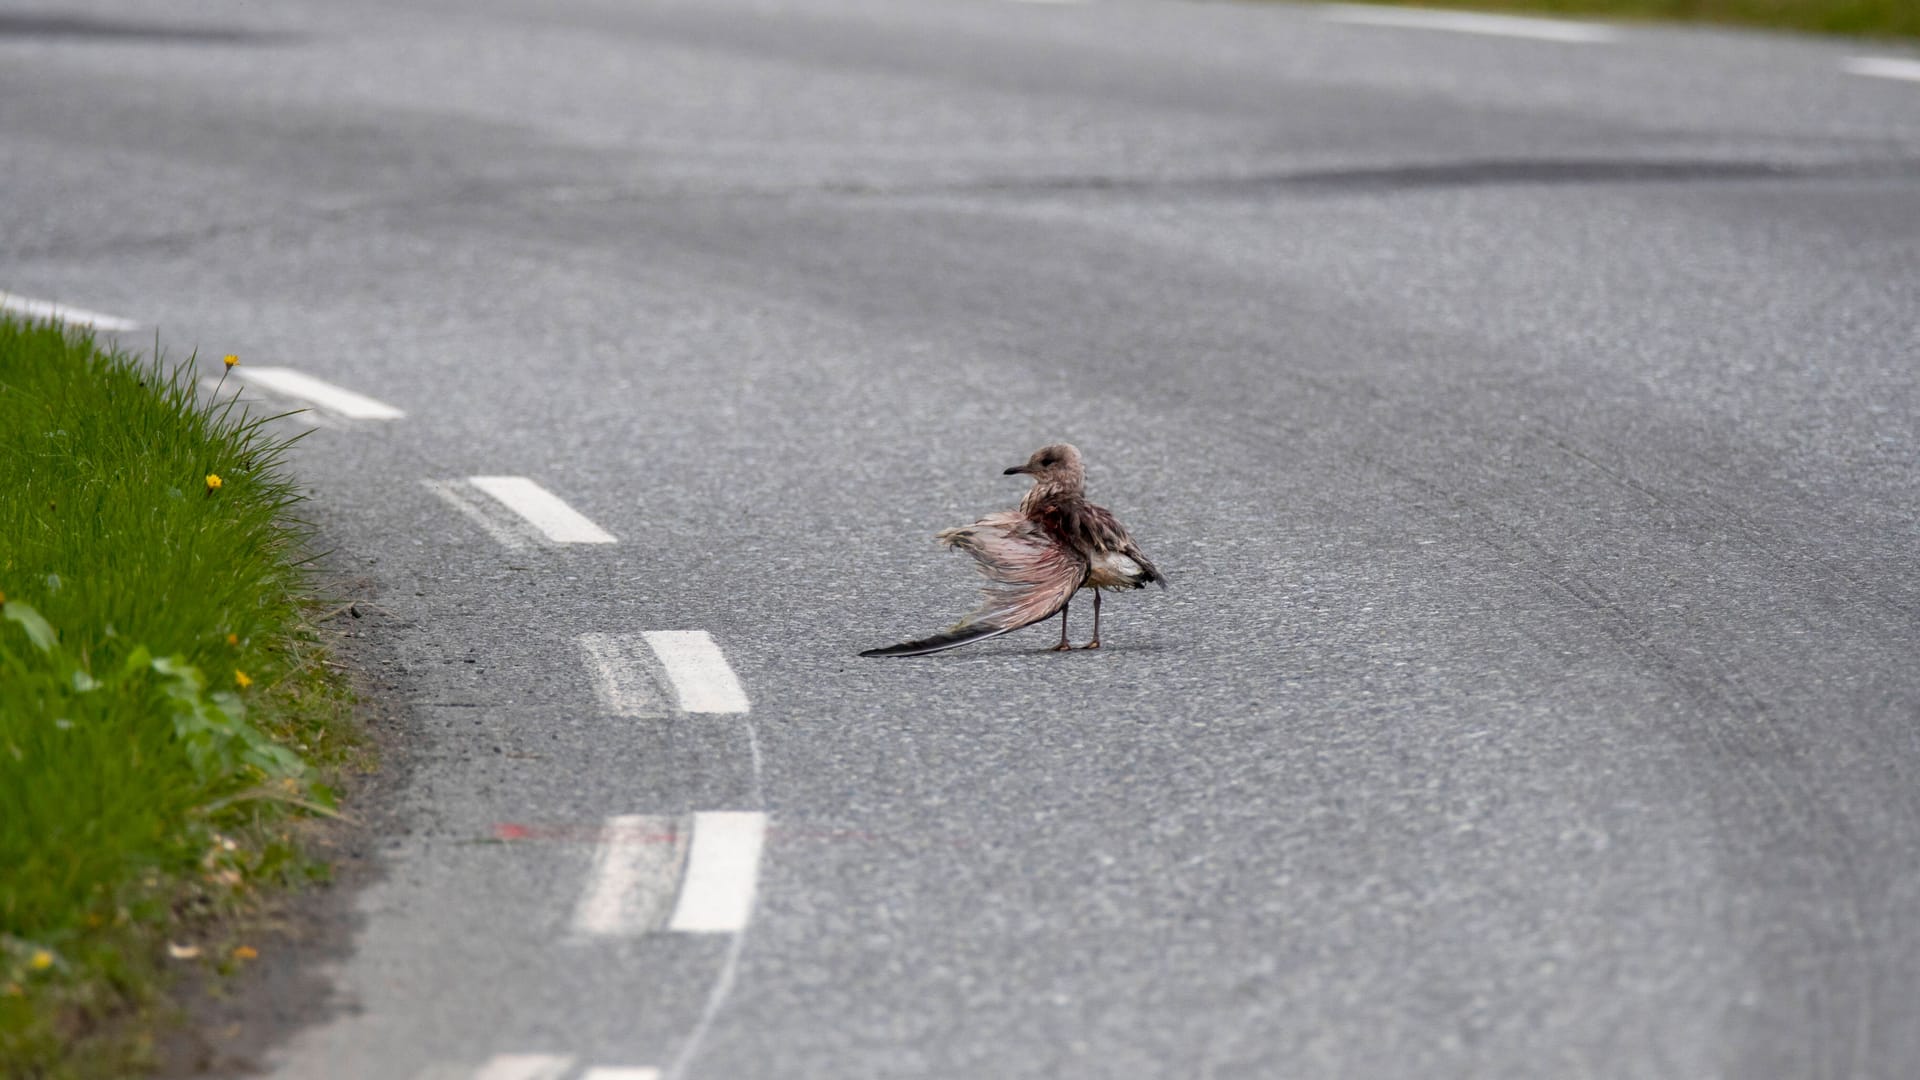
[223,354,239,368]
[232,945,258,961]
[226,633,240,647]
[205,473,223,492]
[234,669,253,689]
[29,950,53,971]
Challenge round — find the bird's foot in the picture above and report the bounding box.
[1080,640,1101,650]
[1048,642,1074,652]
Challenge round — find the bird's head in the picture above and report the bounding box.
[1004,443,1085,491]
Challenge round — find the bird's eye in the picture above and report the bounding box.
[1040,455,1056,466]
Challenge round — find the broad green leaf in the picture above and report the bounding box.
[2,600,57,654]
[210,690,246,724]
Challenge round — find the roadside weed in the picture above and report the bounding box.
[0,315,355,1075]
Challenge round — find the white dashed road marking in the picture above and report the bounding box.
[576,632,749,716]
[200,376,339,429]
[467,476,617,545]
[567,810,767,937]
[1321,4,1617,42]
[469,1054,574,1080]
[578,633,667,717]
[421,1057,658,1080]
[1845,56,1920,83]
[668,811,768,934]
[563,631,763,1074]
[642,631,751,714]
[571,815,686,937]
[423,479,535,550]
[0,290,139,332]
[232,366,405,420]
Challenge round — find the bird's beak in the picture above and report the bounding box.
[1004,464,1031,476]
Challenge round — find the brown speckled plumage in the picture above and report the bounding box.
[862,444,1165,657]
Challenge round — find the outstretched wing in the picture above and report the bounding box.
[860,512,1087,658]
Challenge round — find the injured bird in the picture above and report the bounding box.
[862,443,1166,657]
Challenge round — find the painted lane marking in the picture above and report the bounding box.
[1321,4,1617,43]
[570,814,687,937]
[470,1054,574,1080]
[497,820,870,845]
[418,1059,657,1080]
[662,737,766,1078]
[199,376,338,428]
[1845,56,1920,83]
[642,631,750,714]
[578,633,666,718]
[668,811,767,933]
[423,479,533,550]
[0,290,139,332]
[232,366,404,419]
[469,475,617,544]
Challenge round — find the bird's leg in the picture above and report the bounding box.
[1083,590,1102,649]
[1050,601,1073,651]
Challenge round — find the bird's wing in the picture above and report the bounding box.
[860,512,1086,658]
[1076,503,1167,588]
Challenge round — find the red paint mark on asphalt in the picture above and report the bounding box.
[493,822,679,844]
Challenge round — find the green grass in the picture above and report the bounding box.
[1330,0,1920,38]
[0,315,356,1076]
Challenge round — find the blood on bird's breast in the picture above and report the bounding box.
[1030,501,1080,547]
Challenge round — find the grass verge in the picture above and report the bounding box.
[0,314,358,1076]
[1328,0,1920,39]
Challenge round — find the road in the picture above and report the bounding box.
[5,0,1920,1076]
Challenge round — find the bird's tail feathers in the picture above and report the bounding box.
[859,621,1025,658]
[861,512,1082,658]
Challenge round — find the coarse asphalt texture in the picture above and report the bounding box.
[4,0,1920,1076]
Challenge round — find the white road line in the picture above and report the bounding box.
[578,633,666,717]
[579,1070,662,1080]
[668,811,768,933]
[571,814,686,937]
[662,732,766,1078]
[423,479,533,551]
[1845,56,1920,83]
[643,631,750,714]
[1321,4,1617,42]
[199,377,340,428]
[0,290,139,332]
[471,1054,575,1080]
[233,366,405,419]
[469,476,616,545]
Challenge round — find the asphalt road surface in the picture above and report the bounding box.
[5,0,1920,1076]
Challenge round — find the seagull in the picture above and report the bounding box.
[861,443,1165,657]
